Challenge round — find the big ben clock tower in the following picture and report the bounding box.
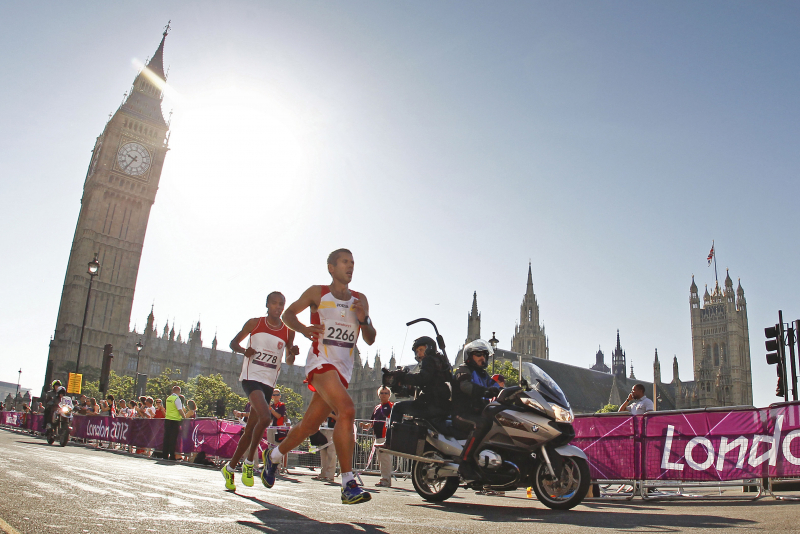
[45,26,172,388]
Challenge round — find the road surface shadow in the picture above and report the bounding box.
[236,493,389,533]
[411,501,757,530]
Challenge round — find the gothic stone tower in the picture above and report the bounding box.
[511,263,549,359]
[46,29,171,386]
[465,291,481,344]
[611,330,626,379]
[689,272,752,407]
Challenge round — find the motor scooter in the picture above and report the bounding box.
[382,318,590,510]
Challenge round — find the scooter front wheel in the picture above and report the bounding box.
[411,450,459,502]
[531,455,590,510]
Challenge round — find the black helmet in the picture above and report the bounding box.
[51,380,62,389]
[463,339,493,370]
[412,336,437,362]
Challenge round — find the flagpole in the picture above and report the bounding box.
[712,240,718,285]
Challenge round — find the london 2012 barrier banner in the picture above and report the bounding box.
[67,416,278,457]
[573,402,800,481]
[3,403,800,482]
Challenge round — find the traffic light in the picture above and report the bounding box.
[99,343,114,394]
[777,372,786,398]
[765,324,787,401]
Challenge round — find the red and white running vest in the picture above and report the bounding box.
[239,317,290,387]
[304,286,361,384]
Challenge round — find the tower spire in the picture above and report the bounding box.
[527,261,533,292]
[146,21,170,81]
[465,291,481,344]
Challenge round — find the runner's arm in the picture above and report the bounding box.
[230,318,259,357]
[352,293,376,345]
[282,286,324,341]
[285,329,299,366]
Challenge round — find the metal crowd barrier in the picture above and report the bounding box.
[352,419,411,482]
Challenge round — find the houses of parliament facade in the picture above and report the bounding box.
[44,29,754,415]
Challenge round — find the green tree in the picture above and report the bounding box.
[275,384,304,423]
[81,379,101,402]
[74,371,135,404]
[187,373,247,418]
[144,368,188,402]
[486,360,519,387]
[596,404,619,413]
[106,372,136,402]
[56,361,101,385]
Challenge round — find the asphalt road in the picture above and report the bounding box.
[0,428,798,533]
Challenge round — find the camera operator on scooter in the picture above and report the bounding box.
[452,339,502,480]
[383,336,452,445]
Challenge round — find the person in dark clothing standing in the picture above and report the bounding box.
[384,336,452,442]
[452,339,502,478]
[360,386,394,487]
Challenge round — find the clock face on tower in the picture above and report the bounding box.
[116,142,152,177]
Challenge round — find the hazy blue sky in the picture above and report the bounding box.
[1,2,798,408]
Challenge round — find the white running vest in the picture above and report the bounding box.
[239,318,290,387]
[304,286,361,384]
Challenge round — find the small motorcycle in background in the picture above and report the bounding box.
[47,401,73,447]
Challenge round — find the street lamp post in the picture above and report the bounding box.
[135,340,144,398]
[75,254,100,374]
[489,332,499,373]
[135,340,144,374]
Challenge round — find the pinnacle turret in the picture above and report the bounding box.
[146,24,169,81]
[120,26,170,127]
[465,291,481,344]
[526,262,533,293]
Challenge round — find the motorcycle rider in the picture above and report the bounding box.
[43,380,63,432]
[383,336,452,444]
[48,386,73,438]
[452,339,502,478]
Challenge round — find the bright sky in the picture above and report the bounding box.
[1,2,798,408]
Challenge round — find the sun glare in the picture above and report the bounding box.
[166,79,313,210]
[131,58,183,102]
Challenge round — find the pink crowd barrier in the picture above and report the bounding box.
[0,411,288,458]
[573,401,800,481]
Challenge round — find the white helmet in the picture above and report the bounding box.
[463,339,493,370]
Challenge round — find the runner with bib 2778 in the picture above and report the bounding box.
[221,291,299,491]
[263,248,377,505]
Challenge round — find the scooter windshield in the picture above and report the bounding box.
[520,362,570,409]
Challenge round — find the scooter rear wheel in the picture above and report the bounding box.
[411,450,459,502]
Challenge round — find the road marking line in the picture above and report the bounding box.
[0,516,21,534]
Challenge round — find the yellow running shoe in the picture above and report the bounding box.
[242,462,254,487]
[221,464,236,491]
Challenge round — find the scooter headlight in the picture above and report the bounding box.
[552,404,574,423]
[520,397,546,412]
[60,405,72,416]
